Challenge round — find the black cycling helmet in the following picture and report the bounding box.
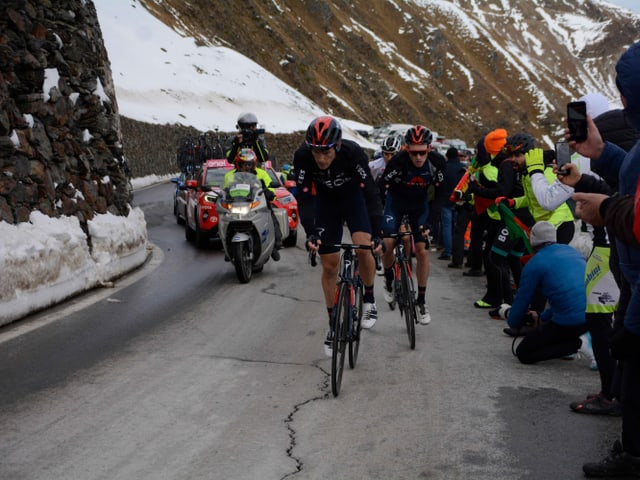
[405,125,433,146]
[305,116,342,148]
[237,112,258,129]
[381,135,402,153]
[503,133,536,155]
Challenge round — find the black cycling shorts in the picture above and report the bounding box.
[381,196,430,244]
[315,190,371,255]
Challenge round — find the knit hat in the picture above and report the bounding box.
[446,146,458,159]
[484,129,508,156]
[615,41,640,130]
[529,221,556,248]
[579,92,609,119]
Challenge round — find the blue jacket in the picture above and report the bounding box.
[507,243,586,328]
[597,140,640,335]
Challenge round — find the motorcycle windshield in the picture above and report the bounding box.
[225,172,261,201]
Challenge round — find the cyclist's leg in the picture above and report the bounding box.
[381,197,399,294]
[345,191,378,328]
[410,207,432,324]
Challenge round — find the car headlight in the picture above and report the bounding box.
[277,193,295,205]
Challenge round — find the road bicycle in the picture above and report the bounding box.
[384,218,418,349]
[310,243,373,397]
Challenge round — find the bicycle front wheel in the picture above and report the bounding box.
[400,260,416,349]
[331,284,349,397]
[349,281,363,368]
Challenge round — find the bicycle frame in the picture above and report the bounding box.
[384,217,418,349]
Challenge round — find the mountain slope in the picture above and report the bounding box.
[136,0,639,146]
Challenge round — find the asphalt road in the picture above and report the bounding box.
[0,182,619,479]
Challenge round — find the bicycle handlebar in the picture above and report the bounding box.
[308,243,375,268]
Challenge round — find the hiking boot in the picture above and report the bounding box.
[463,269,483,277]
[323,329,334,357]
[437,254,451,260]
[271,248,281,261]
[583,440,640,477]
[417,303,431,325]
[383,278,394,303]
[448,263,462,269]
[361,302,378,329]
[570,393,622,416]
[503,326,535,337]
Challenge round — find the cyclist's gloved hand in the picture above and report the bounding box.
[495,196,515,208]
[306,234,320,252]
[525,148,545,176]
[371,236,384,254]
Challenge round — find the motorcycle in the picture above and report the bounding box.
[217,172,288,283]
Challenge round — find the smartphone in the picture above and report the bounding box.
[555,141,571,175]
[567,101,588,142]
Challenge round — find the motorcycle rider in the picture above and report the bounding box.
[226,112,269,166]
[224,148,282,261]
[294,115,383,357]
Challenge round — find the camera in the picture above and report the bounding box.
[240,128,265,144]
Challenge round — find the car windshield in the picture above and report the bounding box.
[265,168,282,187]
[204,168,229,187]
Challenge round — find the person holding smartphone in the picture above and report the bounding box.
[568,40,640,478]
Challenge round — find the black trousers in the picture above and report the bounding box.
[452,204,473,266]
[516,321,587,365]
[622,354,640,456]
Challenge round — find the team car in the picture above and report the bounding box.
[263,161,299,247]
[183,159,299,248]
[184,159,232,247]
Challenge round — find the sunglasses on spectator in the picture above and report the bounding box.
[501,144,523,155]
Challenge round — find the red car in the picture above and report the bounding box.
[184,159,232,247]
[184,159,299,248]
[263,161,299,247]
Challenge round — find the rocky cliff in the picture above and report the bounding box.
[0,0,130,232]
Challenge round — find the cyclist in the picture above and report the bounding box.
[293,115,383,356]
[369,134,402,183]
[226,112,269,167]
[379,125,446,325]
[224,148,282,261]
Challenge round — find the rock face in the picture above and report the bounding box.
[0,0,131,231]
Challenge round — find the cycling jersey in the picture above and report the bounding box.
[293,139,383,252]
[379,150,445,238]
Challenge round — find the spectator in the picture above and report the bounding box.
[505,221,587,364]
[439,147,466,261]
[449,149,477,268]
[569,40,640,478]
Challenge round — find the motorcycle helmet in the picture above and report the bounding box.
[235,148,257,170]
[237,112,258,129]
[503,133,536,155]
[404,125,433,146]
[305,116,342,149]
[381,135,402,153]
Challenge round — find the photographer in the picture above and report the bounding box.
[505,221,587,364]
[226,112,269,166]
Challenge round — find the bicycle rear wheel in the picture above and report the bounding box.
[349,280,363,368]
[400,260,416,349]
[331,284,349,397]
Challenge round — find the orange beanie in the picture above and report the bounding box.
[484,128,508,155]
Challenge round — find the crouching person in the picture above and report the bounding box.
[506,221,587,364]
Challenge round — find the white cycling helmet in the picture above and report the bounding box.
[381,135,402,153]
